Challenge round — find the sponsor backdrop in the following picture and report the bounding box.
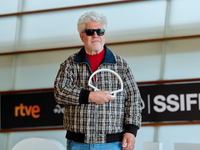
[0,92,63,129]
[0,82,200,129]
[140,82,200,123]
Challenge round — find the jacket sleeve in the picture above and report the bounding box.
[123,65,142,136]
[54,60,91,106]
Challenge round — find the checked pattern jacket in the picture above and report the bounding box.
[54,45,142,143]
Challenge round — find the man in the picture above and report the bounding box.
[54,11,142,150]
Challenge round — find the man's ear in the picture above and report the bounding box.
[80,33,84,42]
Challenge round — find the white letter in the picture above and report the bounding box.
[180,94,185,111]
[153,95,166,113]
[186,93,197,111]
[167,94,179,112]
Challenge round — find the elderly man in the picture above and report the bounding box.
[54,11,142,150]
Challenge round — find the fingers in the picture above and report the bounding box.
[104,91,112,94]
[105,92,115,101]
[89,91,115,104]
[122,138,127,148]
[104,91,114,99]
[123,142,134,150]
[101,91,115,103]
[122,133,136,150]
[122,142,135,150]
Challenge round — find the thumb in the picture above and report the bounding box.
[104,91,112,94]
[122,137,127,148]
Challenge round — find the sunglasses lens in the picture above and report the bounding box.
[97,29,105,36]
[86,29,94,36]
[83,29,105,36]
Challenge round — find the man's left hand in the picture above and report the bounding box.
[122,133,136,150]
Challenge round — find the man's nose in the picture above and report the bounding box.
[93,31,98,37]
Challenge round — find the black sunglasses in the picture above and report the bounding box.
[82,29,105,36]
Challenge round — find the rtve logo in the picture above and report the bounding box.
[15,103,40,118]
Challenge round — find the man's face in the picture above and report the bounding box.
[80,21,106,55]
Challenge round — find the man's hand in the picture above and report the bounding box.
[88,91,114,104]
[122,133,136,150]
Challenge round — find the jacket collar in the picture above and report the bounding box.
[74,45,116,64]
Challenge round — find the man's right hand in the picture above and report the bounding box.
[88,91,115,104]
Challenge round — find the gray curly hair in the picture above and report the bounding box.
[77,11,107,33]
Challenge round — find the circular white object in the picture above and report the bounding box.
[12,138,65,150]
[88,69,123,98]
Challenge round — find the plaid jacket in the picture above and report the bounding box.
[54,45,142,143]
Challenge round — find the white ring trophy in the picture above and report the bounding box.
[88,69,123,98]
